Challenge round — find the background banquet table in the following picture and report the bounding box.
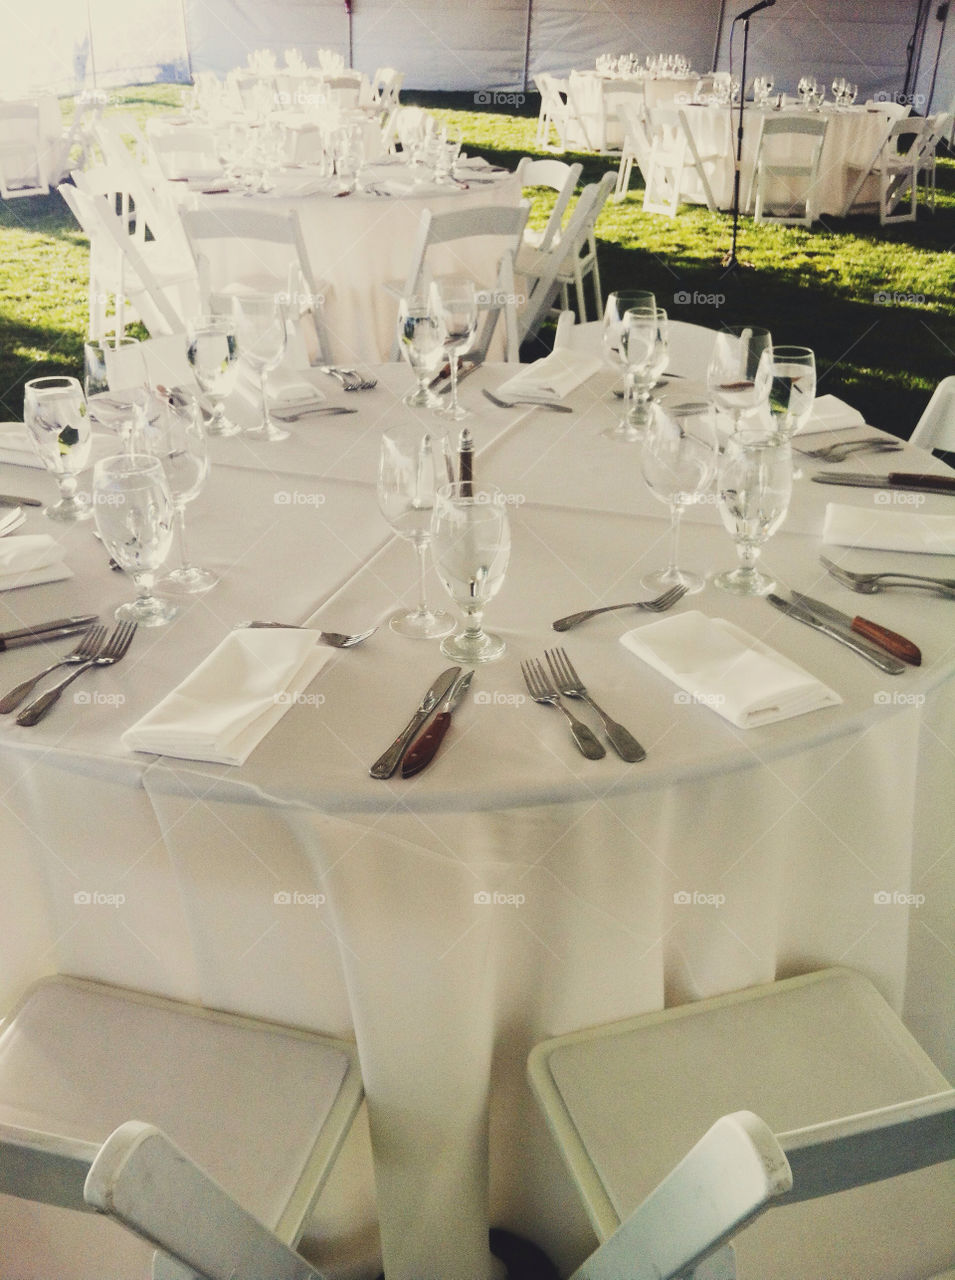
[0,357,953,1278]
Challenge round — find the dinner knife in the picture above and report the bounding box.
[401,670,474,777]
[369,666,462,779]
[767,594,906,674]
[0,614,98,646]
[789,592,921,665]
[0,494,42,508]
[0,619,98,652]
[812,471,955,495]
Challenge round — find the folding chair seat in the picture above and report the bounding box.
[553,169,615,320]
[179,203,331,365]
[611,100,652,202]
[917,113,952,210]
[748,115,828,227]
[0,974,363,1280]
[0,102,49,198]
[842,115,928,223]
[529,967,955,1279]
[387,201,530,362]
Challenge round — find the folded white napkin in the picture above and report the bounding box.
[823,502,955,555]
[620,610,841,729]
[0,508,25,536]
[0,534,71,590]
[271,379,325,407]
[0,422,43,469]
[496,350,602,403]
[798,394,866,437]
[122,629,333,765]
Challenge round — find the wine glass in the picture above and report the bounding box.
[706,326,773,433]
[92,454,179,626]
[83,337,151,448]
[396,294,444,408]
[620,306,669,439]
[23,376,93,522]
[431,482,511,663]
[430,275,478,422]
[601,290,656,433]
[641,400,719,594]
[766,346,816,444]
[233,293,289,442]
[187,316,241,437]
[142,390,218,593]
[377,426,455,638]
[713,431,793,596]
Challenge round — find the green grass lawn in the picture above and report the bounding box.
[1,86,953,438]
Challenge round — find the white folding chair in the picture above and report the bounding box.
[917,112,952,210]
[389,201,530,361]
[529,967,955,1279]
[534,74,573,152]
[610,98,652,202]
[644,107,720,217]
[553,169,615,319]
[92,112,152,171]
[910,376,955,456]
[516,156,582,255]
[748,115,828,227]
[0,102,49,198]
[0,975,363,1280]
[179,203,331,364]
[841,114,928,222]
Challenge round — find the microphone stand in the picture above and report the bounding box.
[722,14,752,272]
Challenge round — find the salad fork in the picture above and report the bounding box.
[520,658,605,759]
[16,622,138,726]
[0,626,106,714]
[552,583,687,631]
[235,621,378,647]
[820,555,955,596]
[545,648,646,762]
[801,438,903,462]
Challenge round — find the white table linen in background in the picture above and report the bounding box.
[823,502,955,554]
[0,356,953,1279]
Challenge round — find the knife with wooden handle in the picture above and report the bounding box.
[790,592,921,666]
[767,595,907,674]
[401,670,474,777]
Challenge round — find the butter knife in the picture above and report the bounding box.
[401,670,474,777]
[767,594,906,674]
[0,615,98,651]
[369,666,462,778]
[0,494,42,508]
[789,592,921,665]
[811,471,955,495]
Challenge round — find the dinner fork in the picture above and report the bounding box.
[801,438,903,462]
[235,622,379,647]
[552,583,688,631]
[16,622,138,726]
[482,389,574,413]
[545,648,646,762]
[318,366,377,391]
[0,626,106,714]
[520,658,605,759]
[819,555,955,596]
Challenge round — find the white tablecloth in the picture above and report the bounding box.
[0,355,953,1278]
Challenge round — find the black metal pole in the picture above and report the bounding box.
[722,16,750,271]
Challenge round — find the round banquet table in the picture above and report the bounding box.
[0,351,953,1278]
[173,159,523,366]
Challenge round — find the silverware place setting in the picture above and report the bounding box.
[521,657,605,760]
[798,437,903,462]
[318,366,378,391]
[820,555,955,597]
[544,647,646,762]
[552,583,688,631]
[11,621,138,726]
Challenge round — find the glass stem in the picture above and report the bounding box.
[413,539,432,619]
[738,541,759,574]
[449,350,460,415]
[175,503,192,573]
[668,504,684,576]
[462,605,484,640]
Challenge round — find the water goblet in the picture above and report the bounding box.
[233,292,289,442]
[713,431,793,597]
[601,289,656,433]
[83,337,151,449]
[706,325,773,433]
[766,344,816,443]
[92,453,178,625]
[187,316,241,437]
[396,294,444,408]
[23,376,93,522]
[431,275,478,422]
[377,426,455,638]
[431,482,511,663]
[641,399,719,595]
[143,390,218,593]
[621,306,669,438]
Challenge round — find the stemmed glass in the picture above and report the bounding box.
[706,326,773,434]
[601,290,656,434]
[92,454,178,626]
[396,294,444,408]
[641,400,719,595]
[377,426,455,638]
[430,275,478,422]
[713,431,793,596]
[83,337,151,449]
[619,306,669,439]
[23,376,93,522]
[233,293,289,442]
[187,316,241,437]
[431,482,511,663]
[766,345,816,449]
[143,391,218,593]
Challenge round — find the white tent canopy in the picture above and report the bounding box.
[2,0,954,121]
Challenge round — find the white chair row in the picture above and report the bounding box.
[842,111,952,223]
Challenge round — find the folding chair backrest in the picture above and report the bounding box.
[180,203,318,309]
[518,177,609,341]
[910,376,955,453]
[517,156,582,251]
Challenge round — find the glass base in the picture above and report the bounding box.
[712,566,776,596]
[246,418,290,443]
[602,418,645,443]
[389,607,456,639]
[205,414,241,438]
[437,400,470,421]
[642,566,706,595]
[46,496,93,522]
[403,385,442,410]
[163,565,219,594]
[115,594,179,626]
[440,628,505,663]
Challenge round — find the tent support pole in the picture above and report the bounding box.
[522,0,533,93]
[713,0,728,71]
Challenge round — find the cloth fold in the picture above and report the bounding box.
[798,394,866,437]
[496,350,602,403]
[620,610,841,729]
[122,628,333,765]
[0,534,71,590]
[823,502,955,555]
